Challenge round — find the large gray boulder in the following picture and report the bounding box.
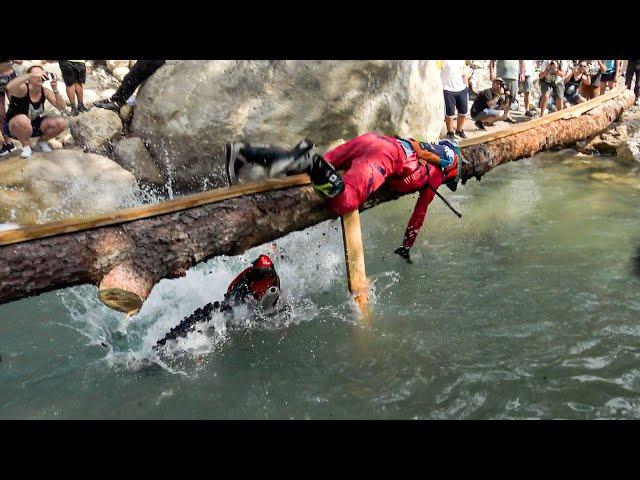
[70,109,123,155]
[131,60,444,192]
[0,150,139,226]
[112,136,165,187]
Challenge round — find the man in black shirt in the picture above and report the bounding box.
[470,78,507,130]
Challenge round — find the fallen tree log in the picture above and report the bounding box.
[0,88,635,312]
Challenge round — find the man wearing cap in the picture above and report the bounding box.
[470,78,508,130]
[539,60,571,116]
[489,60,522,123]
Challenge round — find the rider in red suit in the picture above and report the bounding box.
[228,132,464,264]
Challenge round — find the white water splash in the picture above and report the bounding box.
[56,218,369,372]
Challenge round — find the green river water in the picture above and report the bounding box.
[1,150,640,419]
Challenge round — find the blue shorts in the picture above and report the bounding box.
[3,116,45,139]
[443,88,469,116]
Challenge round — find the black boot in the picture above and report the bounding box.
[226,142,292,184]
[309,154,344,198]
[226,140,315,184]
[93,98,123,112]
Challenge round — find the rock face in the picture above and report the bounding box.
[106,60,130,72]
[81,89,100,107]
[131,60,444,192]
[112,67,130,82]
[112,137,165,187]
[617,140,640,163]
[579,105,640,154]
[70,109,123,154]
[0,150,139,225]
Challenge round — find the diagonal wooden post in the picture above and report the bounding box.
[340,209,370,315]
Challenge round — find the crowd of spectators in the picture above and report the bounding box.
[441,60,635,139]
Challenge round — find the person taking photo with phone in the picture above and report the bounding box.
[3,65,68,158]
[539,60,571,116]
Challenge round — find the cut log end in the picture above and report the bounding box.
[98,288,143,314]
[97,263,155,315]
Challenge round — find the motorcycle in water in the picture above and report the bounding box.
[154,255,281,351]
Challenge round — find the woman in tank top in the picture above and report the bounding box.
[3,64,68,158]
[563,61,590,105]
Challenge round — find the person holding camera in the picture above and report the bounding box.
[470,78,508,129]
[489,60,521,123]
[563,61,590,105]
[539,60,571,116]
[3,65,68,158]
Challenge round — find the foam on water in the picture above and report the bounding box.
[55,217,374,373]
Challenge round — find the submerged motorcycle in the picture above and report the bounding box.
[154,254,281,350]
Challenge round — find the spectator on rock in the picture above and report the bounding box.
[489,60,521,123]
[0,61,18,157]
[441,60,471,139]
[600,60,621,95]
[94,60,165,111]
[625,60,640,105]
[539,60,571,116]
[3,65,68,158]
[470,78,508,130]
[521,60,536,117]
[563,61,590,105]
[59,60,88,116]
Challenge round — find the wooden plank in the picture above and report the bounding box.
[0,174,313,247]
[340,209,369,314]
[0,87,626,248]
[459,87,624,147]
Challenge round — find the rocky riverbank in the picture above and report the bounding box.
[576,104,640,163]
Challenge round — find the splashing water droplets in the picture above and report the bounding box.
[56,218,358,371]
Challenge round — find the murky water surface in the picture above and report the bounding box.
[1,151,640,419]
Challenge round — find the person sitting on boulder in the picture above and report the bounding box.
[227,132,465,263]
[3,65,68,158]
[94,60,166,111]
[470,78,508,130]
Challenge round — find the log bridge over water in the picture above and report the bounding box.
[0,87,635,314]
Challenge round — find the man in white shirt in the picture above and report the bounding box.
[441,60,470,139]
